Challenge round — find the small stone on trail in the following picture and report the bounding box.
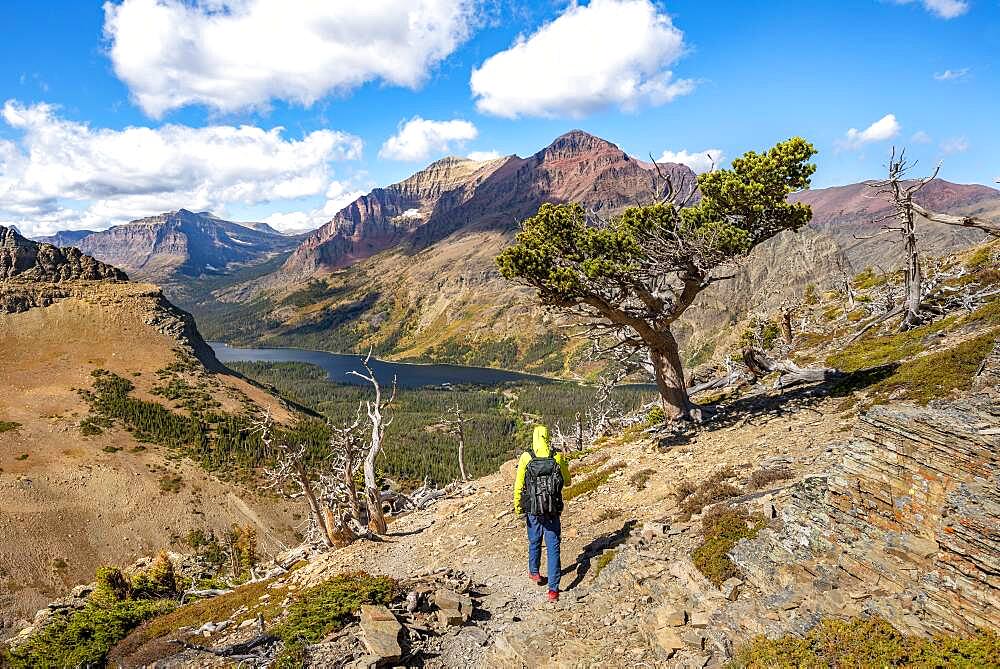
[720,577,743,601]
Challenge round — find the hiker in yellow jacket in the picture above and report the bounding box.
[514,425,571,601]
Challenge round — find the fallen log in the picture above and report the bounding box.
[742,348,843,389]
[688,369,745,396]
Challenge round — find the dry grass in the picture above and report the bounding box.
[676,467,741,521]
[747,467,793,491]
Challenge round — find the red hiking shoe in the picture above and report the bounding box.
[529,573,543,584]
[547,590,560,602]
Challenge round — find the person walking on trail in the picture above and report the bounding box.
[514,424,571,602]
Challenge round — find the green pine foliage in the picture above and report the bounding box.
[7,563,178,669]
[230,361,655,485]
[77,368,328,480]
[273,573,397,669]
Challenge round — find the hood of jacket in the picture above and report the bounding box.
[532,425,552,457]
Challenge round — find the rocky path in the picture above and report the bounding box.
[283,393,850,667]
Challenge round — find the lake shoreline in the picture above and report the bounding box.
[208,342,559,389]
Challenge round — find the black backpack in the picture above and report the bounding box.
[521,452,564,516]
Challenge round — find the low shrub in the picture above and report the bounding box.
[7,565,176,669]
[0,420,20,434]
[692,505,765,586]
[594,507,623,522]
[159,474,183,493]
[747,467,793,491]
[274,573,397,668]
[729,617,1000,669]
[677,467,740,521]
[629,468,657,490]
[563,462,626,501]
[593,549,617,579]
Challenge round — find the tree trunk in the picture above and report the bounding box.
[296,461,334,548]
[456,421,468,482]
[575,412,584,451]
[363,443,388,534]
[902,215,922,328]
[342,459,361,525]
[780,308,794,345]
[649,331,700,422]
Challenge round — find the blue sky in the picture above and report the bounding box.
[0,0,997,236]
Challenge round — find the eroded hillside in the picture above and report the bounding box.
[0,230,304,628]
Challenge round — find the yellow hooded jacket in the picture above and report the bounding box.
[514,425,571,514]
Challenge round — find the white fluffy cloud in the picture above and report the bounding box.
[890,0,969,19]
[0,100,362,236]
[911,130,933,144]
[262,180,371,231]
[657,148,724,174]
[379,117,478,162]
[837,113,901,151]
[103,0,479,117]
[467,150,502,161]
[470,0,694,119]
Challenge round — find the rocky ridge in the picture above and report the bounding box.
[0,225,127,284]
[43,209,302,283]
[281,130,695,276]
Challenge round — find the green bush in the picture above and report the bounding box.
[5,598,174,668]
[0,420,20,434]
[274,573,397,668]
[729,617,1000,669]
[691,505,765,586]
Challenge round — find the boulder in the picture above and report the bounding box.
[434,588,474,622]
[359,605,402,662]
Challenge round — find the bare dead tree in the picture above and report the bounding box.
[839,263,856,312]
[910,202,1000,235]
[866,149,999,332]
[315,406,366,542]
[865,148,935,329]
[347,350,397,535]
[257,411,338,549]
[778,299,799,345]
[442,403,470,482]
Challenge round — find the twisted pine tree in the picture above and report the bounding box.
[496,138,817,421]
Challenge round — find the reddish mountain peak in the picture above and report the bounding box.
[538,129,623,161]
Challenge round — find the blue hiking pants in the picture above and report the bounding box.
[526,514,562,592]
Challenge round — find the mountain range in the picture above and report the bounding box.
[36,209,304,286]
[32,130,1000,375]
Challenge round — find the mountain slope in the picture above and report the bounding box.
[793,179,1000,269]
[0,229,299,627]
[46,209,303,283]
[211,132,1000,377]
[282,130,695,277]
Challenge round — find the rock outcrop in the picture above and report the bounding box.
[0,225,127,284]
[283,156,509,274]
[730,398,999,638]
